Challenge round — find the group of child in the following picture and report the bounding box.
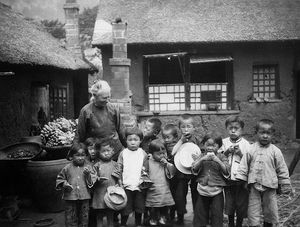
[56,114,293,227]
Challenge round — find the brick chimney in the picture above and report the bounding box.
[63,0,82,58]
[109,20,136,129]
[109,20,132,114]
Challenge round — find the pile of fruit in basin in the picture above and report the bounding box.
[40,117,77,147]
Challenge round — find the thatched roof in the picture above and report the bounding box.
[93,0,300,45]
[0,3,90,70]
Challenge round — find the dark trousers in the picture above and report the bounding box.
[169,176,178,217]
[65,199,89,227]
[122,189,145,216]
[174,172,198,215]
[224,182,249,218]
[193,192,224,227]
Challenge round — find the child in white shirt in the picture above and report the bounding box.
[113,127,150,227]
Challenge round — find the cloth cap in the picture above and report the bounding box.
[174,142,201,174]
[104,185,127,210]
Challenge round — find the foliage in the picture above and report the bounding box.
[79,6,98,38]
[40,19,66,39]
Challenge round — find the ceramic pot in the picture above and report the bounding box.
[26,159,70,212]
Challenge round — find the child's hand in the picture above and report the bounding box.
[211,153,219,162]
[192,153,200,161]
[280,184,294,196]
[160,158,168,166]
[95,165,101,176]
[63,182,73,192]
[224,148,231,157]
[206,152,214,161]
[83,167,91,177]
[118,179,124,188]
[181,133,190,143]
[234,145,242,158]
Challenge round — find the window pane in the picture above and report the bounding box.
[190,83,227,110]
[252,65,278,99]
[148,84,185,111]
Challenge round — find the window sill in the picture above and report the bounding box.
[248,98,282,103]
[134,110,240,117]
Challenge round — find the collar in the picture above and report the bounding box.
[229,137,242,144]
[257,141,271,148]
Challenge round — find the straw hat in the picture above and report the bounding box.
[104,185,127,210]
[174,142,201,174]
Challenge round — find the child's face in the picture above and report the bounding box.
[179,118,195,139]
[257,123,273,146]
[152,148,167,162]
[226,122,243,141]
[162,129,177,151]
[126,134,141,151]
[99,144,114,161]
[143,121,156,138]
[72,149,86,166]
[203,138,220,153]
[87,145,96,160]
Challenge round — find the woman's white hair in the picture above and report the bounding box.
[90,80,111,95]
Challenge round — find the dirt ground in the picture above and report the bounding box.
[1,147,299,227]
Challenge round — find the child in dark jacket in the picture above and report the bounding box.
[56,143,93,227]
[91,138,118,227]
[172,114,202,224]
[192,132,230,227]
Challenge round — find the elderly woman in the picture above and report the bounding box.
[73,80,125,160]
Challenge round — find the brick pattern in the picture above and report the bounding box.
[109,21,132,114]
[63,1,82,58]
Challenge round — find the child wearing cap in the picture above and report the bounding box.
[113,127,150,227]
[146,139,176,226]
[192,132,230,227]
[91,138,118,227]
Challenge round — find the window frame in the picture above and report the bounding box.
[49,83,70,120]
[252,63,280,99]
[143,53,234,112]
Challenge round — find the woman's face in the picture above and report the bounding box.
[90,91,110,107]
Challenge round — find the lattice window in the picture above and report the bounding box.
[253,65,278,98]
[148,84,185,111]
[49,85,68,120]
[190,83,228,110]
